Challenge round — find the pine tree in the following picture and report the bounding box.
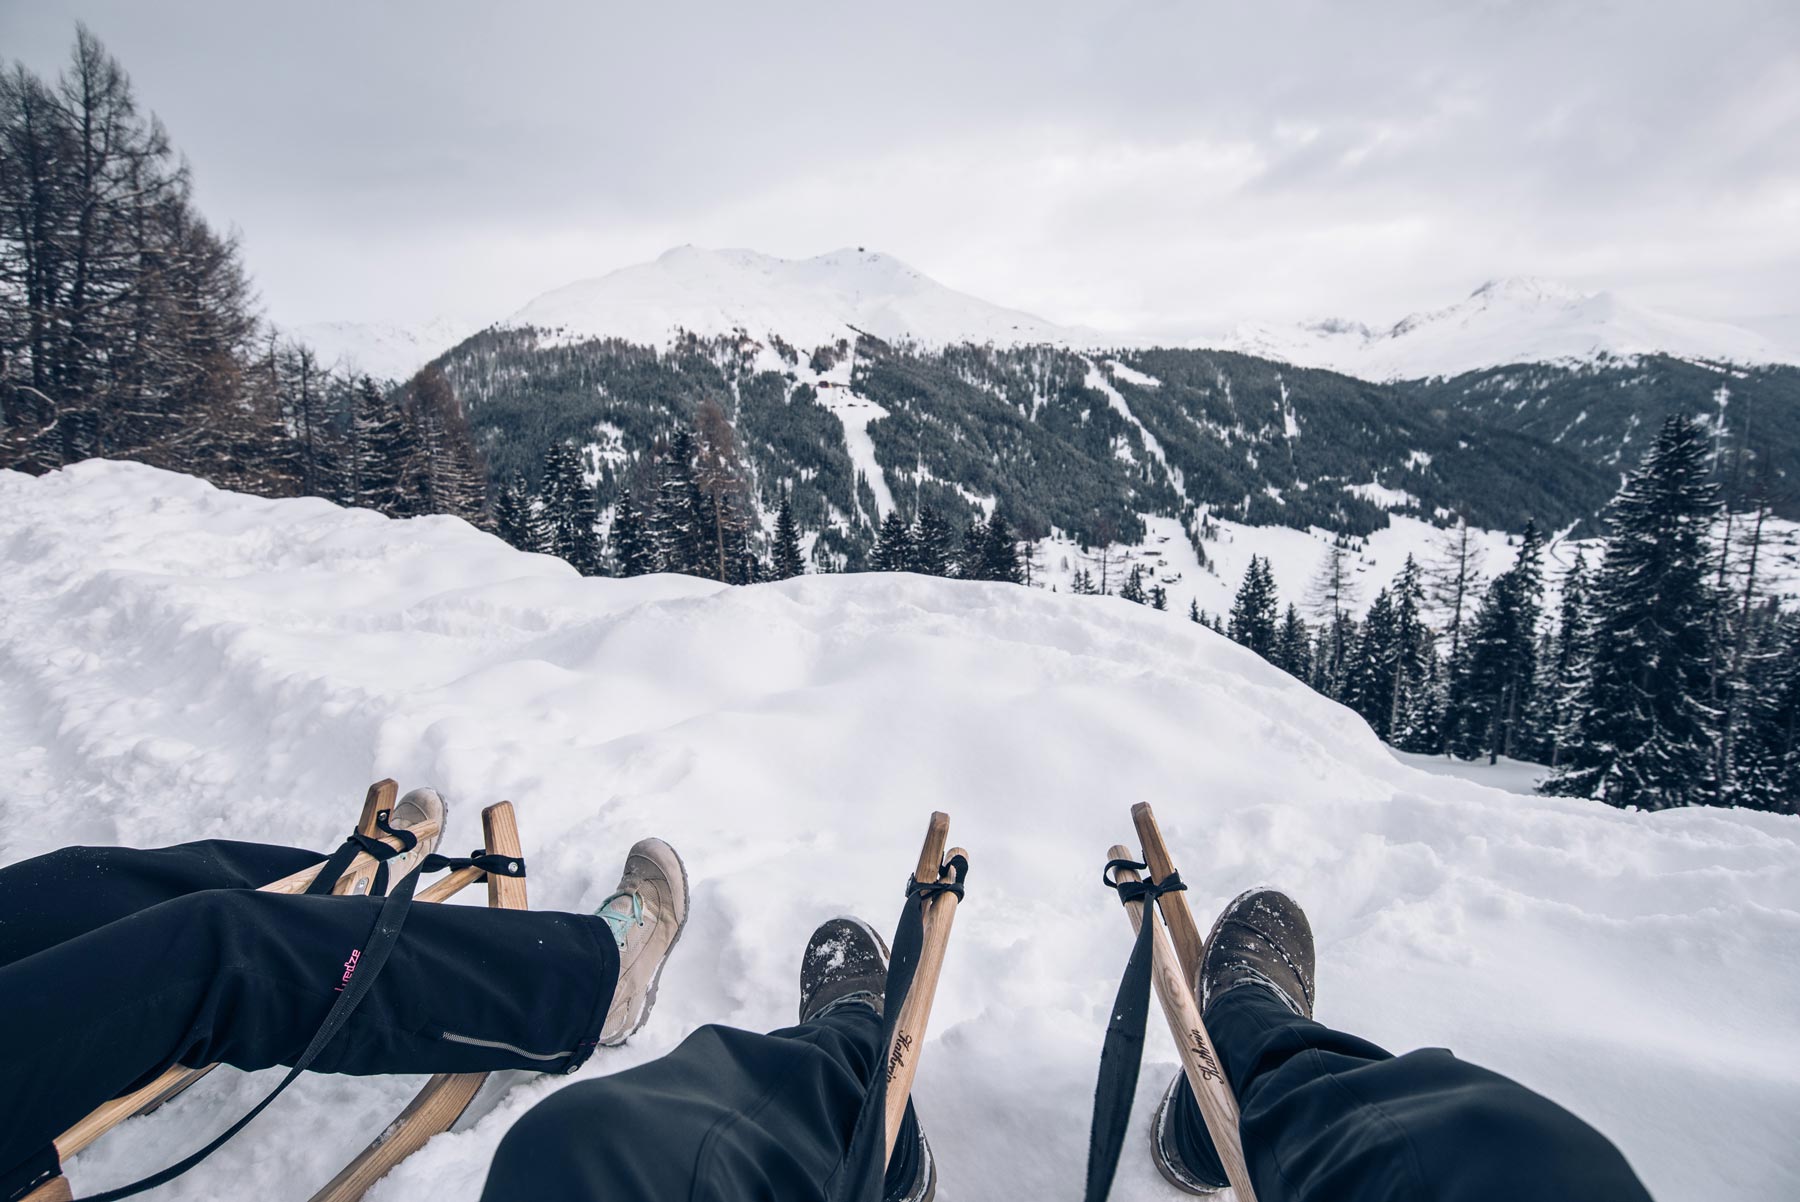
[1188,598,1203,624]
[651,429,707,577]
[344,376,407,513]
[957,519,988,579]
[873,511,914,572]
[538,442,603,575]
[1545,417,1723,808]
[611,489,657,577]
[1429,520,1481,662]
[403,365,487,524]
[770,492,805,580]
[1150,585,1168,611]
[1226,556,1280,660]
[494,481,537,552]
[1119,565,1148,604]
[1386,555,1434,745]
[908,506,954,577]
[1535,550,1592,768]
[1444,523,1544,762]
[1343,588,1400,739]
[1274,604,1313,681]
[979,513,1024,583]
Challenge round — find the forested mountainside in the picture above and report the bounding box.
[1397,355,1799,512]
[437,327,1627,565]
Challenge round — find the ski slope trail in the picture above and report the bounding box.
[2,461,1796,1202]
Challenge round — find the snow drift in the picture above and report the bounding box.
[1,461,1795,1201]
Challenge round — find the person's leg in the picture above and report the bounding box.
[0,841,322,967]
[1171,988,1653,1202]
[1159,890,1651,1202]
[0,887,618,1201]
[481,917,931,1202]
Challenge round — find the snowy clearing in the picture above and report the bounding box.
[2,462,1796,1202]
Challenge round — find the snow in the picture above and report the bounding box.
[1216,277,1800,381]
[503,246,1113,354]
[1344,480,1419,511]
[1086,359,1183,493]
[289,316,479,382]
[3,461,1798,1202]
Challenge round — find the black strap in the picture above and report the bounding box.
[80,867,425,1201]
[1083,859,1187,1202]
[420,849,527,879]
[303,809,419,899]
[824,854,970,1202]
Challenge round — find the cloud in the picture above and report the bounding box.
[5,0,1795,330]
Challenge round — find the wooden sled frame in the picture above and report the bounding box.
[1106,802,1259,1201]
[34,781,529,1202]
[882,811,968,1165]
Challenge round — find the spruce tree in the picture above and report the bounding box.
[539,442,603,575]
[494,481,537,552]
[957,519,988,579]
[611,490,657,577]
[1387,555,1434,744]
[1150,585,1168,611]
[651,430,707,577]
[1226,556,1280,659]
[1536,550,1592,768]
[1343,588,1400,739]
[1119,565,1148,604]
[1445,523,1544,763]
[874,511,914,572]
[1545,417,1723,808]
[345,376,406,514]
[908,506,954,576]
[1275,604,1313,680]
[979,513,1024,583]
[771,492,805,580]
[1188,598,1203,624]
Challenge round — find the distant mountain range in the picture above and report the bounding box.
[301,248,1798,383]
[1220,277,1796,380]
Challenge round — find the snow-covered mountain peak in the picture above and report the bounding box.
[1216,276,1796,381]
[289,315,478,382]
[501,245,1103,352]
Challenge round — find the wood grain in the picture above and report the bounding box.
[1108,847,1257,1201]
[882,812,959,1165]
[1131,803,1206,992]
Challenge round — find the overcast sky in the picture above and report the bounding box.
[5,0,1796,338]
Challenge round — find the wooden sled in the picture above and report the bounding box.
[34,782,529,1202]
[1106,802,1259,1201]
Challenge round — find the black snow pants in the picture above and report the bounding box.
[0,841,619,1202]
[1166,985,1654,1202]
[480,1001,926,1202]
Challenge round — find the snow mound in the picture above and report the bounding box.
[501,245,1103,352]
[289,316,479,382]
[2,462,1796,1202]
[1217,277,1797,380]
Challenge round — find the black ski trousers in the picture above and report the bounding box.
[1167,986,1653,1202]
[0,841,618,1202]
[481,1002,925,1202]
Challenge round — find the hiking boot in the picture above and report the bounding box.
[1148,888,1315,1193]
[1199,887,1315,1017]
[799,916,891,1022]
[797,917,937,1202]
[385,787,446,884]
[597,838,689,1046]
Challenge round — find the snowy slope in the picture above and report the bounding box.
[1219,278,1798,380]
[502,246,1106,352]
[290,316,479,382]
[3,463,1797,1202]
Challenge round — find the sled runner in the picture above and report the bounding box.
[34,782,530,1202]
[1085,803,1258,1202]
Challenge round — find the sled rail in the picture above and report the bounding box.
[882,812,966,1165]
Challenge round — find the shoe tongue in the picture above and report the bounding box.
[601,893,635,917]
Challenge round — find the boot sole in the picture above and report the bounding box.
[1148,1072,1227,1195]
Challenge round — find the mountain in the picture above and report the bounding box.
[5,459,1794,1202]
[1221,278,1797,381]
[290,315,479,382]
[501,245,1106,351]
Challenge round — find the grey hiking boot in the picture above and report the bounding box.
[385,787,446,885]
[797,917,937,1202]
[1149,888,1315,1193]
[597,838,689,1046]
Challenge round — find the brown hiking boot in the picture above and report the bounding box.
[596,838,689,1046]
